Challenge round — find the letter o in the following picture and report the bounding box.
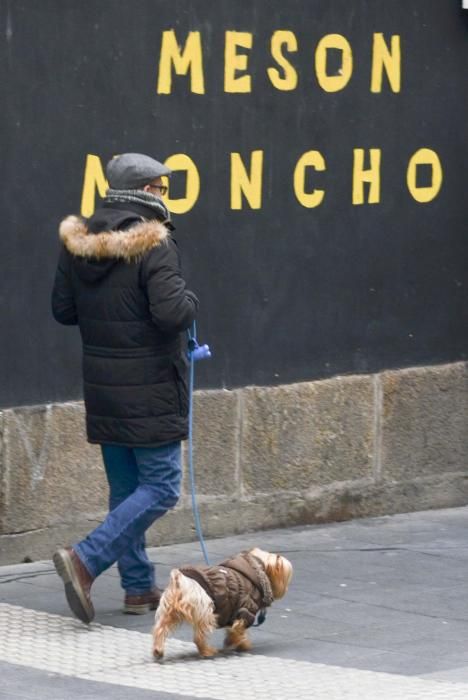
[406,148,443,203]
[163,154,200,213]
[315,34,353,92]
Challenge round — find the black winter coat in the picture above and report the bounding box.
[51,203,199,447]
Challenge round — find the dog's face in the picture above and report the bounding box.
[249,547,293,600]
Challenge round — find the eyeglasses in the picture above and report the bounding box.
[148,183,168,196]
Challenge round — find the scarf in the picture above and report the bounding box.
[104,188,172,227]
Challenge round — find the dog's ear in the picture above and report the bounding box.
[266,555,293,600]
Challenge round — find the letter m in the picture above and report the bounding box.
[157,31,205,94]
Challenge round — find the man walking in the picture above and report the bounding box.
[51,153,198,623]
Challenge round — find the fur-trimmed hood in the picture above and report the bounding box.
[59,215,169,262]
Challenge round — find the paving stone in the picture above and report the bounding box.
[183,389,240,497]
[241,377,375,493]
[1,603,468,699]
[381,362,468,481]
[2,507,468,696]
[1,403,106,533]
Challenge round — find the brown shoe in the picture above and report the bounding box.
[123,588,162,615]
[53,547,95,624]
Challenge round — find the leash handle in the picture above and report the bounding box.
[187,321,211,361]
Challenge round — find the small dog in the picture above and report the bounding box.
[152,547,293,659]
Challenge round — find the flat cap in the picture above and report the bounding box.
[106,153,172,190]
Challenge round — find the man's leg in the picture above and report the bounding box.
[100,445,155,595]
[73,442,182,581]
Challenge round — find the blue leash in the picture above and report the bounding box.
[186,323,266,627]
[187,321,211,565]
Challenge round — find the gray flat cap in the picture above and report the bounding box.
[106,153,172,190]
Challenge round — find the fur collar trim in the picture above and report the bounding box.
[222,553,274,607]
[244,553,274,607]
[59,215,169,261]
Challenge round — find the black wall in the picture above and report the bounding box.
[1,0,467,408]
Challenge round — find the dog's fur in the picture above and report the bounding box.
[152,548,293,659]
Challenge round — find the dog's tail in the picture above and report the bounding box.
[158,569,183,611]
[170,569,183,590]
[160,569,196,616]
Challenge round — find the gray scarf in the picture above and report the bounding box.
[104,188,172,226]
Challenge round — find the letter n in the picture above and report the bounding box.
[230,151,264,209]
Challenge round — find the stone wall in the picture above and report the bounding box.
[0,361,466,565]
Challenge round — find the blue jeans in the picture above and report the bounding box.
[74,442,182,595]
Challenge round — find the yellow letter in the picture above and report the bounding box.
[293,151,326,208]
[406,148,443,203]
[371,33,401,93]
[157,31,205,94]
[353,149,381,205]
[267,30,298,91]
[81,154,108,217]
[163,154,200,214]
[315,34,353,92]
[230,151,263,209]
[225,31,253,93]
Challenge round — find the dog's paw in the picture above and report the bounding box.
[235,638,252,652]
[198,645,218,658]
[224,635,252,652]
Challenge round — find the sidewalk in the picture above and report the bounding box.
[2,506,468,699]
